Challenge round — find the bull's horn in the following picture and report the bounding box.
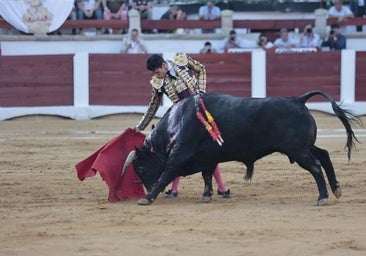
[121,150,136,177]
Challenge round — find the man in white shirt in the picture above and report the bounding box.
[77,0,102,20]
[220,30,244,52]
[122,28,147,54]
[328,0,355,34]
[273,28,298,49]
[198,1,221,33]
[299,24,321,48]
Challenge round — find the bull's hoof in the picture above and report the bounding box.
[200,196,212,203]
[317,197,328,206]
[333,183,342,199]
[137,198,152,205]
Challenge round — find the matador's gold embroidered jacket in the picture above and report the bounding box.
[137,54,207,130]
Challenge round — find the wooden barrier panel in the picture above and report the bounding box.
[192,53,252,97]
[0,52,364,115]
[88,54,152,105]
[356,51,366,101]
[266,51,341,101]
[0,55,73,107]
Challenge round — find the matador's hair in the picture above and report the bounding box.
[146,54,165,71]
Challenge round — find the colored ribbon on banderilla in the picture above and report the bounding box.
[196,96,224,146]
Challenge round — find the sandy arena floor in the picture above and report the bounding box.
[0,112,365,256]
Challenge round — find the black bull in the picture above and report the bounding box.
[123,91,360,206]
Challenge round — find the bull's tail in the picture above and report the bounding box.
[296,90,362,161]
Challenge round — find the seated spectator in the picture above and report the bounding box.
[321,23,347,50]
[159,5,186,33]
[102,0,128,34]
[257,33,274,49]
[221,30,244,52]
[68,0,78,35]
[198,1,221,33]
[350,0,365,32]
[51,1,78,35]
[131,0,152,20]
[200,41,217,54]
[77,0,103,34]
[161,5,186,20]
[298,24,321,48]
[69,1,77,20]
[273,28,298,49]
[122,28,148,54]
[327,0,354,34]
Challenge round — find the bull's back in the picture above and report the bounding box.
[201,94,317,153]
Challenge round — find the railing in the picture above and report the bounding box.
[0,19,12,29]
[61,19,129,30]
[1,17,366,33]
[141,19,221,31]
[326,17,366,27]
[233,19,315,30]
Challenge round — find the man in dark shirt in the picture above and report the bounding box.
[321,23,347,50]
[131,0,151,19]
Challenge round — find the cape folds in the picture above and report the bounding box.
[75,128,146,202]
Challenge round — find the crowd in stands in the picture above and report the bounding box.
[63,0,363,35]
[216,23,345,53]
[0,0,364,52]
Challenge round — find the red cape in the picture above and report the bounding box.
[75,128,146,202]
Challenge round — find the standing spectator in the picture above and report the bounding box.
[298,24,321,48]
[257,33,274,50]
[328,0,354,34]
[131,0,152,20]
[200,41,217,54]
[273,28,298,49]
[221,30,244,52]
[102,0,128,34]
[122,28,148,54]
[350,0,365,32]
[198,1,221,33]
[159,5,186,33]
[321,23,347,50]
[77,0,103,34]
